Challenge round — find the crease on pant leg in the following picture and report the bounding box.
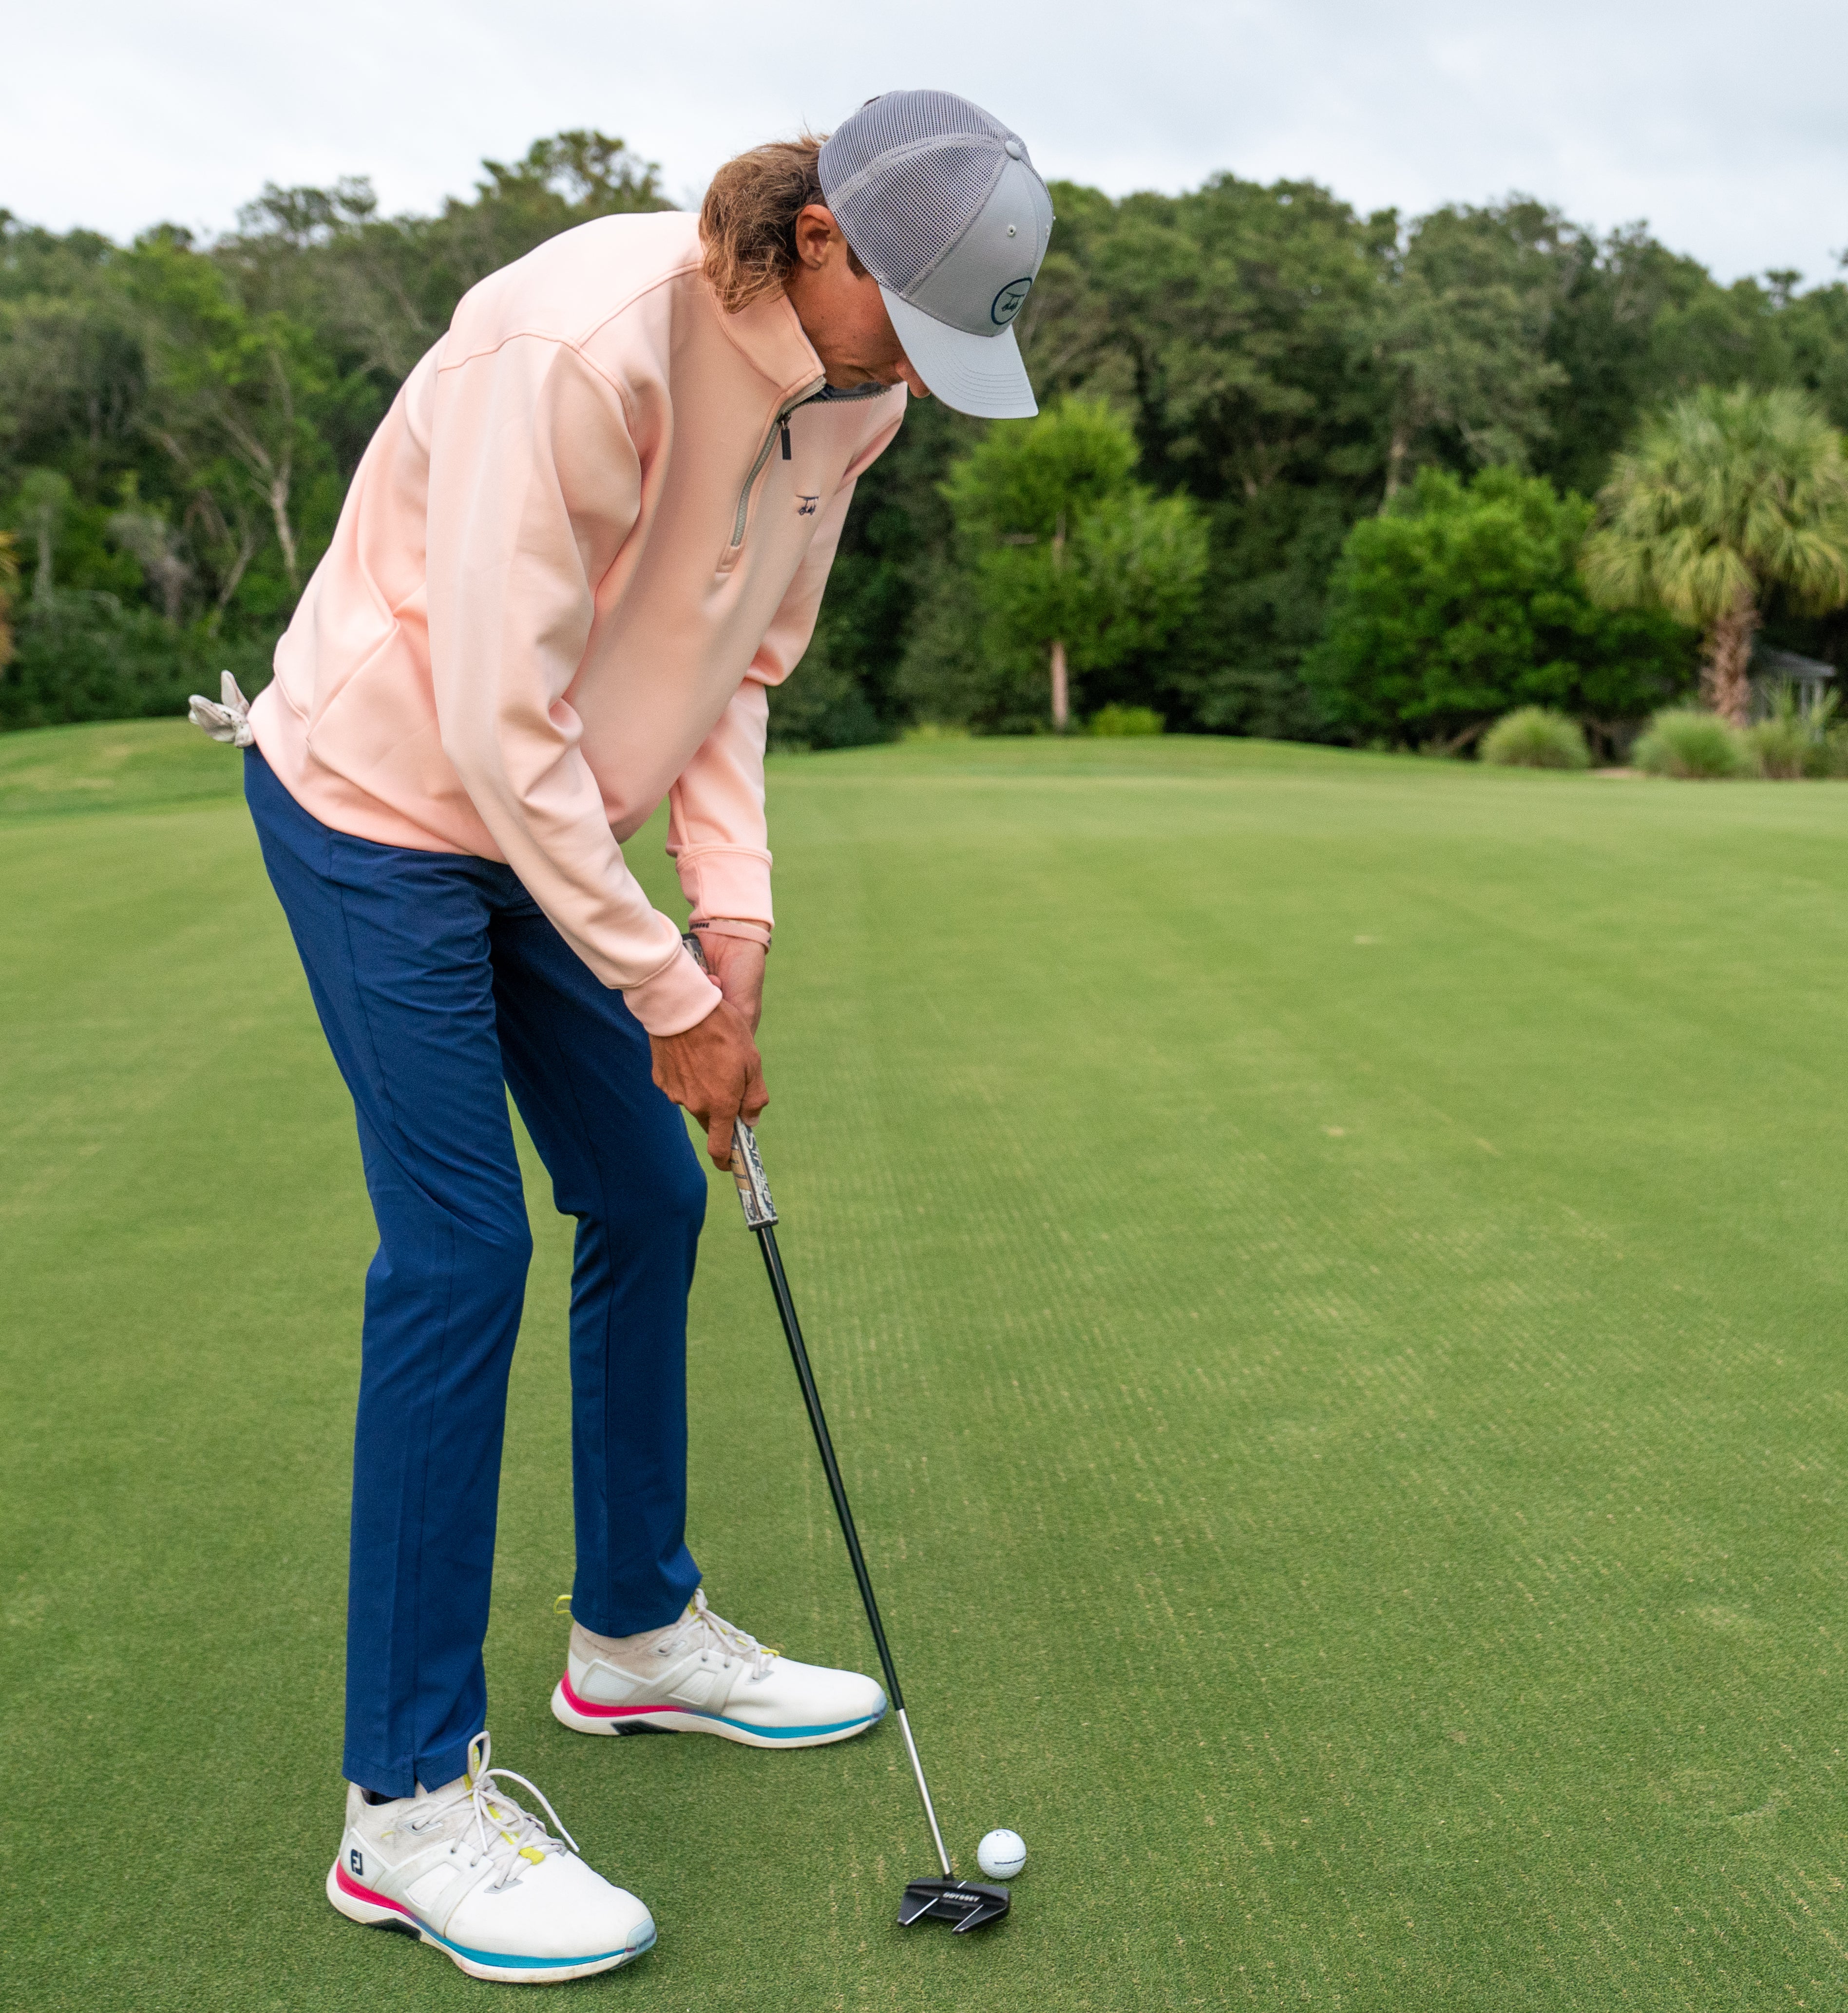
[517,968,701,1638]
[533,1009,624,1627]
[332,859,468,1795]
[255,762,512,1795]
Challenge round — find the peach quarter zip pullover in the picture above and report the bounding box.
[250,212,906,1035]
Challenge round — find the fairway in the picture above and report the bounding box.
[7,722,1848,2010]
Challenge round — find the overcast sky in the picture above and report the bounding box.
[4,0,1844,286]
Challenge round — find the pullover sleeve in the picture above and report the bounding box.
[424,335,721,1036]
[667,403,903,931]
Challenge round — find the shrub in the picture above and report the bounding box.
[894,561,1048,735]
[1743,713,1817,779]
[1741,684,1838,779]
[936,399,1206,735]
[1480,706,1591,769]
[1305,466,1696,748]
[0,590,270,732]
[1633,708,1749,779]
[764,624,886,751]
[1088,704,1163,737]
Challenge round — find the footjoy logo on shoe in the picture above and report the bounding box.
[350,1849,364,1877]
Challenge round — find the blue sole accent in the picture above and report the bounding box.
[423,1921,656,1971]
[657,1696,888,1740]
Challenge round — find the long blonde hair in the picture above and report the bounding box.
[699,133,864,313]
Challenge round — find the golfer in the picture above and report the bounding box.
[193,91,1052,1983]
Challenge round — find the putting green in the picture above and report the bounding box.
[6,721,1848,2010]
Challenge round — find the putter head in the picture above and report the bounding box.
[897,1876,1011,1933]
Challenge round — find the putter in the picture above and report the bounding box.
[681,937,1008,1935]
[725,1120,1009,1933]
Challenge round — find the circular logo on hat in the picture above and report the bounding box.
[991,277,1033,327]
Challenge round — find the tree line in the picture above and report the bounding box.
[2,130,1846,743]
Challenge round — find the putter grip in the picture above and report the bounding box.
[679,934,778,1231]
[729,1120,778,1229]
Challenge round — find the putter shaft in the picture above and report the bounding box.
[676,936,956,1882]
[726,1117,953,1882]
[748,1204,953,1881]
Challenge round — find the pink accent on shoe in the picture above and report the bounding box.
[558,1672,685,1721]
[336,1861,419,1919]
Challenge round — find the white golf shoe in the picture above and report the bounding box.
[326,1731,655,1984]
[552,1589,887,1748]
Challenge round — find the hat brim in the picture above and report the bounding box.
[879,286,1038,420]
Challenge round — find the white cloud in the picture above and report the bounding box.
[2,0,1843,284]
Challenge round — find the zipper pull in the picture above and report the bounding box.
[780,418,792,460]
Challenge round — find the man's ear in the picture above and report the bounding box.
[793,204,840,271]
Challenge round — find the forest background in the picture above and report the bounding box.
[3,128,1846,748]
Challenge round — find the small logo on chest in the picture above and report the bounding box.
[796,494,820,516]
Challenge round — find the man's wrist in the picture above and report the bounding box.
[624,947,724,1036]
[691,917,772,950]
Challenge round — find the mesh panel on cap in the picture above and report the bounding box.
[830,141,1002,293]
[821,89,1010,185]
[819,90,1024,294]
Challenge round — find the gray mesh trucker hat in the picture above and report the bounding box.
[819,90,1054,420]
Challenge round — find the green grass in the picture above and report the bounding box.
[0,716,247,821]
[6,721,1848,2010]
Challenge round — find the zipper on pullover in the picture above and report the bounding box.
[727,382,892,553]
[729,389,818,551]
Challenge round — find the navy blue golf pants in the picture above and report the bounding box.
[246,748,706,1798]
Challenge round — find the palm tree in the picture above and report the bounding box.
[1581,386,1848,723]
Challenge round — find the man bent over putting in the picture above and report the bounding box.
[197,90,1052,1983]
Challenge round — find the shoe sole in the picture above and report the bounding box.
[551,1674,887,1749]
[326,1861,654,1984]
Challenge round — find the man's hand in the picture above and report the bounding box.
[649,995,767,1169]
[695,931,767,1033]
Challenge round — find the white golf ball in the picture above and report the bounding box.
[976,1828,1027,1880]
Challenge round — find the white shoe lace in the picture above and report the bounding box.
[410,1731,578,1891]
[660,1589,776,1679]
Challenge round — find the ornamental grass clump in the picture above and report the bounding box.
[1480,706,1591,770]
[1742,684,1840,779]
[1633,708,1749,779]
[1744,711,1815,779]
